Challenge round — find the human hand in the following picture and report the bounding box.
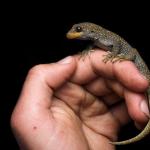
[11,50,149,150]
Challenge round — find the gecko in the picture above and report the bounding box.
[66,22,150,145]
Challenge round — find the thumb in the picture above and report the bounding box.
[11,56,76,123]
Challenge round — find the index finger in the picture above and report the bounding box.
[71,49,149,92]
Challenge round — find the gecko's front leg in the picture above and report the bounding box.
[79,45,95,60]
[103,52,118,63]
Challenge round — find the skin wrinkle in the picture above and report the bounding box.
[102,94,122,106]
[105,79,124,98]
[54,94,81,115]
[55,82,92,115]
[84,77,112,96]
[82,125,115,150]
[82,121,117,143]
[51,99,74,120]
[82,110,120,142]
[84,76,123,106]
[81,97,107,118]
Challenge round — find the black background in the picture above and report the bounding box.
[2,1,150,150]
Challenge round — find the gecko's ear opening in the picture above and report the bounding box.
[66,32,83,39]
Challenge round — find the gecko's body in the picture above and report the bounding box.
[66,22,150,145]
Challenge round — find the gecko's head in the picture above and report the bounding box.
[66,22,100,40]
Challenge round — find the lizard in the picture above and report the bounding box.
[66,22,150,145]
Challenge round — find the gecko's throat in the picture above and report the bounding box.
[66,32,83,39]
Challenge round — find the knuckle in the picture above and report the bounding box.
[10,109,25,131]
[28,64,47,78]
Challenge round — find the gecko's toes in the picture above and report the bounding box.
[103,54,116,63]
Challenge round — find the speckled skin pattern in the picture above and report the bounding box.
[67,22,150,145]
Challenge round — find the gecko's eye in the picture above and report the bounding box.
[75,26,82,32]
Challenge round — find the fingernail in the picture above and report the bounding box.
[58,56,73,64]
[140,100,150,118]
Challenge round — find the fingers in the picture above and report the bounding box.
[72,50,148,92]
[84,77,111,96]
[71,50,149,128]
[91,50,149,92]
[54,82,86,113]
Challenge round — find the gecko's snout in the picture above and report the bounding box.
[66,32,83,39]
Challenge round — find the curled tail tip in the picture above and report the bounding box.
[109,141,126,145]
[109,141,124,145]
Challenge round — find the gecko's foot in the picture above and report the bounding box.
[79,49,95,60]
[112,55,130,63]
[103,52,116,63]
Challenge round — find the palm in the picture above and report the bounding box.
[45,79,125,150]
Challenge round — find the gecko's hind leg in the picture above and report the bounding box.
[103,53,133,63]
[109,48,136,63]
[112,54,132,63]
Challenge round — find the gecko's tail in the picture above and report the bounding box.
[110,121,150,145]
[110,87,150,145]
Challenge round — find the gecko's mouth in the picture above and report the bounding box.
[66,32,83,39]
